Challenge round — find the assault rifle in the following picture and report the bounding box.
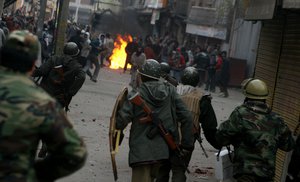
[129,93,190,173]
[193,127,208,158]
[163,74,179,87]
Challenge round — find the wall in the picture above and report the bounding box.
[229,18,261,77]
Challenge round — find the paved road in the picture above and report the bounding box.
[58,67,243,182]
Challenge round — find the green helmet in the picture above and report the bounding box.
[63,42,79,56]
[241,78,269,100]
[181,67,199,87]
[160,62,170,76]
[5,30,39,60]
[138,59,161,80]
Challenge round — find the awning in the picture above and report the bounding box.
[186,23,227,40]
[244,0,276,20]
[145,0,167,9]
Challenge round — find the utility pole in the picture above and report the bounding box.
[0,0,5,17]
[54,0,70,55]
[36,0,47,39]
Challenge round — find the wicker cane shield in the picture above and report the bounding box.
[109,87,128,181]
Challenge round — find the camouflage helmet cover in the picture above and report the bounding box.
[63,42,80,56]
[138,59,161,80]
[241,78,269,100]
[181,66,199,87]
[5,30,39,59]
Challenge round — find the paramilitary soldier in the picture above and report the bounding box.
[116,59,194,182]
[214,78,295,182]
[157,66,219,182]
[32,41,86,111]
[0,30,87,182]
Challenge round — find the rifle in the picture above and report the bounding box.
[194,129,208,158]
[129,93,190,173]
[163,74,179,87]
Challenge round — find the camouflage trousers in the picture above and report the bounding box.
[235,174,273,182]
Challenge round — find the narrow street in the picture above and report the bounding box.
[58,67,244,182]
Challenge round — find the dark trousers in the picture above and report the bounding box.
[286,146,300,181]
[124,54,131,72]
[197,69,206,86]
[156,151,192,182]
[205,68,216,92]
[218,80,229,97]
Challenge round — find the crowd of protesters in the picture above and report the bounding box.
[0,8,230,96]
[124,33,231,97]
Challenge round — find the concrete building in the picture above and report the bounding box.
[69,0,94,25]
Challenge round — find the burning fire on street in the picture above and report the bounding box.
[109,34,132,70]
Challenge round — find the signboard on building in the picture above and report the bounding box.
[186,23,227,40]
[244,0,276,20]
[283,0,300,8]
[145,0,167,9]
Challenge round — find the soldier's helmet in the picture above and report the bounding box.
[138,59,161,80]
[160,62,170,76]
[4,30,39,60]
[181,67,199,87]
[241,78,269,100]
[63,42,79,57]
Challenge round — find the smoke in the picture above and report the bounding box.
[92,8,150,38]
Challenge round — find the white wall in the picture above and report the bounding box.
[229,18,261,76]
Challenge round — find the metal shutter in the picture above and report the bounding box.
[272,13,300,182]
[254,16,285,107]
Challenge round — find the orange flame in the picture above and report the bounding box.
[109,34,133,69]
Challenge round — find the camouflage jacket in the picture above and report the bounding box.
[116,81,193,166]
[0,67,87,182]
[215,101,295,179]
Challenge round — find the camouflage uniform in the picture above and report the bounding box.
[0,30,87,182]
[215,101,295,181]
[0,67,87,182]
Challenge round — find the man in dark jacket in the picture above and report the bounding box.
[217,51,230,97]
[116,59,194,182]
[193,46,209,87]
[84,36,102,82]
[124,37,138,73]
[32,42,86,111]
